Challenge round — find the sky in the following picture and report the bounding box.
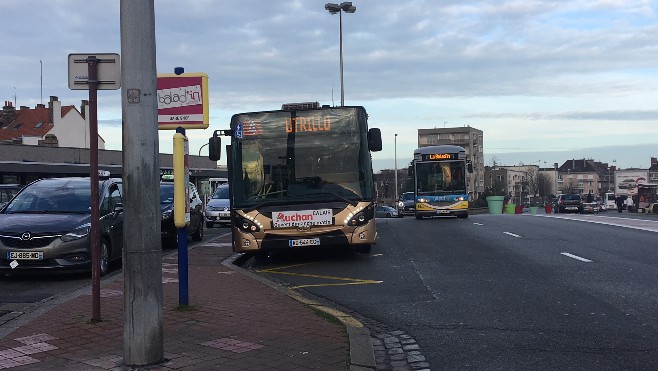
[2,0,658,172]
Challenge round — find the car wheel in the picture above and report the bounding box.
[99,239,110,276]
[386,213,392,218]
[206,221,214,229]
[191,221,203,241]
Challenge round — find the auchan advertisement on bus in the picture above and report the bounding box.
[615,170,649,195]
[273,209,333,228]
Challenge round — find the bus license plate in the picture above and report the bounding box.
[437,209,450,214]
[289,238,320,247]
[8,251,43,260]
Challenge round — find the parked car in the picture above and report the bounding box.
[0,184,23,210]
[376,205,399,218]
[397,192,416,216]
[0,177,123,275]
[556,194,583,213]
[581,202,598,214]
[160,181,204,247]
[205,184,231,228]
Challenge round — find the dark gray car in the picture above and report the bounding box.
[0,177,123,275]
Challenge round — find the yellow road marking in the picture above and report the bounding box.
[258,262,383,289]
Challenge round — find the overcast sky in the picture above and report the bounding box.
[2,0,658,171]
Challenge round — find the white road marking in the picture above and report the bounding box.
[473,222,484,226]
[561,252,593,262]
[503,232,522,238]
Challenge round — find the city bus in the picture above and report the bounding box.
[411,145,472,219]
[208,103,382,254]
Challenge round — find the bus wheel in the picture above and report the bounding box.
[415,214,423,220]
[355,244,371,254]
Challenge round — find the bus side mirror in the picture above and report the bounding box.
[368,128,382,152]
[467,161,473,173]
[208,132,221,161]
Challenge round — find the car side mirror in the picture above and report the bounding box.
[113,203,124,216]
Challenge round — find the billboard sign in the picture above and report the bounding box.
[614,170,648,195]
[157,72,209,130]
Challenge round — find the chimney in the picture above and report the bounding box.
[48,96,58,124]
[36,104,45,108]
[80,100,89,118]
[652,157,657,166]
[2,101,17,127]
[571,159,575,170]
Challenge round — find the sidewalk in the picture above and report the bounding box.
[0,233,375,370]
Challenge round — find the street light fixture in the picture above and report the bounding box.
[325,2,356,106]
[394,133,398,201]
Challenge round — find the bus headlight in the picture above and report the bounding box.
[345,204,374,226]
[455,196,465,201]
[397,201,404,208]
[235,214,262,233]
[418,198,429,203]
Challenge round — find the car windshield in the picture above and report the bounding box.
[3,178,93,214]
[160,184,175,205]
[563,194,581,200]
[401,193,414,201]
[212,185,230,199]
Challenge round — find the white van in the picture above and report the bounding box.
[603,192,616,210]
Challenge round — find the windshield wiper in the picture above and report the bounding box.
[243,199,289,213]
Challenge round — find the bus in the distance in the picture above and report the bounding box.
[411,145,472,219]
[208,102,382,255]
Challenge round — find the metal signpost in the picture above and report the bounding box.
[68,53,120,322]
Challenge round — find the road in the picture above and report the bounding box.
[247,212,658,370]
[0,226,228,327]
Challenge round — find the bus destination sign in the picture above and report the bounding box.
[425,153,456,161]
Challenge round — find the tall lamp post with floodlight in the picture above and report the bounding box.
[394,134,398,202]
[325,2,356,106]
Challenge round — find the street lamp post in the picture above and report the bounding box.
[325,2,356,106]
[394,134,398,201]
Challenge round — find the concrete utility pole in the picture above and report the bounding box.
[120,0,164,366]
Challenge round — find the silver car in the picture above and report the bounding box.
[205,184,231,228]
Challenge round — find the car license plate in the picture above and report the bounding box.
[566,206,577,210]
[437,209,450,214]
[8,251,43,260]
[289,238,320,247]
[219,212,230,217]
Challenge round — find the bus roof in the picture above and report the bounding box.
[414,145,466,155]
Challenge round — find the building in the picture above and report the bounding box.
[557,159,610,197]
[1,96,103,149]
[417,126,484,198]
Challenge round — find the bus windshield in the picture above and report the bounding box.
[231,107,374,208]
[415,161,466,195]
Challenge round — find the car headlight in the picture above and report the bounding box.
[162,210,173,219]
[61,223,91,242]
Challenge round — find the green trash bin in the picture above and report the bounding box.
[486,196,505,215]
[505,203,516,214]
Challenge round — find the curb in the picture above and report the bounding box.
[222,253,377,370]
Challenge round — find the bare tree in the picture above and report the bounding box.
[537,172,552,197]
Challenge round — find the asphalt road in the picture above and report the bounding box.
[249,213,658,371]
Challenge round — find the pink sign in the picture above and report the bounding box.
[157,73,209,130]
